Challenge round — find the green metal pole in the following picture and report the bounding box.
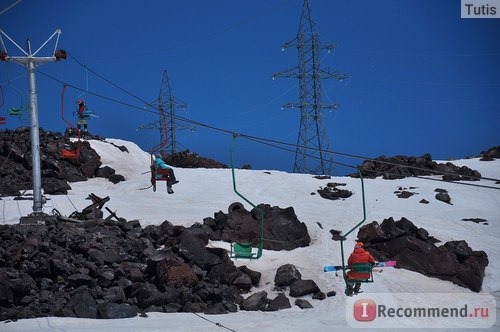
[341,168,366,279]
[230,134,263,258]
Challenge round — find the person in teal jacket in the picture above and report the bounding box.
[154,154,179,193]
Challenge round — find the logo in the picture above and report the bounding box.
[353,299,376,321]
[346,293,496,328]
[461,0,500,18]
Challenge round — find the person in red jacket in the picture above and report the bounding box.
[346,241,376,295]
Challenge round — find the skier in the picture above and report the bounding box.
[346,241,376,296]
[154,154,179,194]
[76,99,88,132]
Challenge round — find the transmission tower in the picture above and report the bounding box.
[137,70,189,155]
[272,0,348,175]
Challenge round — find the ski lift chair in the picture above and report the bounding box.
[230,242,259,259]
[60,84,81,159]
[344,263,374,295]
[61,141,80,159]
[8,107,22,116]
[150,155,171,192]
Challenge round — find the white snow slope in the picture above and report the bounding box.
[1,138,499,331]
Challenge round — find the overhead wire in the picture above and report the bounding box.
[191,312,237,332]
[34,53,500,190]
[66,52,154,107]
[331,86,500,108]
[241,135,500,190]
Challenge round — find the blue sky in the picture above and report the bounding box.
[1,0,499,174]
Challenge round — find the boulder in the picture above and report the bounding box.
[289,279,320,297]
[274,264,302,287]
[240,291,268,311]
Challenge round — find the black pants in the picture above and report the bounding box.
[167,168,177,182]
[77,123,88,131]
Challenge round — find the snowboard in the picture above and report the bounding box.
[323,260,396,272]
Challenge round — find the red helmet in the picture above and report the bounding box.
[77,99,83,104]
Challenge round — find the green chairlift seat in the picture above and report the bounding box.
[345,263,374,284]
[230,243,258,259]
[8,107,22,116]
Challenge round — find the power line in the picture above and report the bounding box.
[36,70,158,115]
[35,52,500,190]
[0,0,22,15]
[67,52,153,107]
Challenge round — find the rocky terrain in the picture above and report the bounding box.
[0,201,316,321]
[356,217,488,292]
[0,128,496,321]
[0,128,227,197]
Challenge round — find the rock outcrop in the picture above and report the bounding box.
[202,203,311,251]
[0,128,126,196]
[352,153,482,181]
[356,217,488,292]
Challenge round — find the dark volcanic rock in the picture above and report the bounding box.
[479,146,500,160]
[266,293,291,311]
[357,217,488,292]
[274,264,302,287]
[435,188,452,204]
[1,127,232,196]
[289,279,320,297]
[1,128,112,195]
[0,216,271,321]
[162,150,227,169]
[240,291,268,311]
[317,182,353,200]
[203,203,311,251]
[351,153,482,181]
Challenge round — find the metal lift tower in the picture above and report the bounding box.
[0,29,66,215]
[272,0,347,175]
[137,70,189,155]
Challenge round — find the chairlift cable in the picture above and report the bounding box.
[0,85,4,107]
[191,313,237,332]
[35,55,500,189]
[67,52,153,107]
[76,66,89,100]
[65,194,78,212]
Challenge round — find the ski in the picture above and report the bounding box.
[323,260,396,272]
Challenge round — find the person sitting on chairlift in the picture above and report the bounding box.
[346,241,376,296]
[154,154,179,194]
[77,99,88,132]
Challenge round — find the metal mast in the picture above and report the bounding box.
[272,0,347,175]
[137,70,189,155]
[0,29,66,214]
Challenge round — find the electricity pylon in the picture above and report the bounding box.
[137,70,190,155]
[272,0,348,175]
[0,29,66,214]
